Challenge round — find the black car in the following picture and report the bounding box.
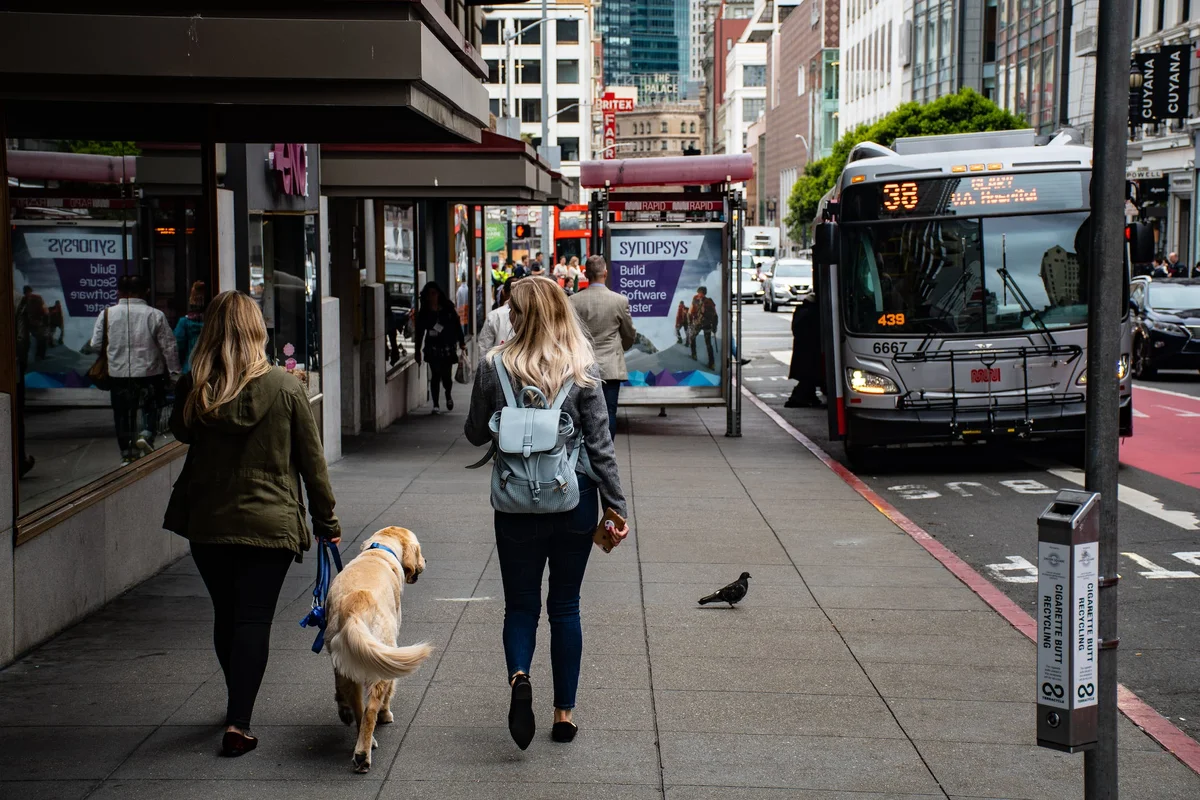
[1130,278,1200,378]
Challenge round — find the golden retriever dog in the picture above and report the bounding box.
[325,526,432,772]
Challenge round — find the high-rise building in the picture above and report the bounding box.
[598,0,688,103]
[901,0,996,108]
[840,0,904,132]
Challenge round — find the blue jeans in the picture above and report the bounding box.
[601,380,621,438]
[494,476,598,709]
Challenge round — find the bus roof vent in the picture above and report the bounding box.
[892,129,1038,155]
[846,141,895,164]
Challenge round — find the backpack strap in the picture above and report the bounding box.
[550,378,575,410]
[493,355,519,408]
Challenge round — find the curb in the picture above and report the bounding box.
[742,386,1200,777]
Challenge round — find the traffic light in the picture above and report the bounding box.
[513,223,530,239]
[1125,222,1154,263]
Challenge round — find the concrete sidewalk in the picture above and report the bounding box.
[2,400,1198,799]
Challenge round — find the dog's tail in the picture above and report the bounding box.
[329,616,433,683]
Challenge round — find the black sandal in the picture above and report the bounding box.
[551,720,578,743]
[221,729,258,757]
[508,674,535,750]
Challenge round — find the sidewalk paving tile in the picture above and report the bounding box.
[0,782,99,800]
[0,726,154,780]
[88,780,383,800]
[380,781,663,800]
[655,689,905,738]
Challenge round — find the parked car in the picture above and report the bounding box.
[763,258,813,312]
[1130,277,1200,378]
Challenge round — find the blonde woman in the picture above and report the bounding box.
[165,291,340,758]
[464,276,630,749]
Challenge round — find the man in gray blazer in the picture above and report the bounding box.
[570,255,637,436]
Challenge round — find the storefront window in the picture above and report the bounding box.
[383,204,417,368]
[8,140,207,517]
[250,212,320,397]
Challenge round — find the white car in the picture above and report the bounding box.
[735,268,765,303]
[763,258,814,312]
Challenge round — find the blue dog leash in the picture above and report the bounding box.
[299,537,344,654]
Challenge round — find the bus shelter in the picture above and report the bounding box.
[579,154,753,436]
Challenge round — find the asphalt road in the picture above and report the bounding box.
[735,299,1200,741]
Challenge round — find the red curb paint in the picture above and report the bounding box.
[743,387,1200,776]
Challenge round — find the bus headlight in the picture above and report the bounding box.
[847,368,900,395]
[1076,355,1129,386]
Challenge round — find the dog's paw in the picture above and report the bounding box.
[377,709,394,725]
[352,751,371,773]
[338,704,355,727]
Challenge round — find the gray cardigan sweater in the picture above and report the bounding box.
[464,359,627,518]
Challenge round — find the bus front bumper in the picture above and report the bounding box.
[845,394,1133,445]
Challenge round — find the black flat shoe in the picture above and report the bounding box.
[221,729,258,757]
[447,395,454,411]
[551,721,578,743]
[508,675,535,750]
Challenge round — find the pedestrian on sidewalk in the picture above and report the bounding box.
[464,276,630,749]
[479,275,517,354]
[570,255,637,437]
[414,281,467,413]
[174,281,207,373]
[785,291,824,408]
[90,275,181,464]
[165,290,340,758]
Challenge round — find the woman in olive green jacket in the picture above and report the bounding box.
[165,291,340,757]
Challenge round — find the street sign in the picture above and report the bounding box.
[601,91,635,160]
[1126,168,1162,179]
[1036,490,1100,753]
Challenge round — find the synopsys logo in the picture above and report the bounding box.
[44,237,119,256]
[615,235,705,262]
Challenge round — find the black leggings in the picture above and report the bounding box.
[191,542,294,729]
[427,358,454,407]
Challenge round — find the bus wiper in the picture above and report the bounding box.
[997,234,1056,347]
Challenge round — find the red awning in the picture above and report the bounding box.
[579,154,753,189]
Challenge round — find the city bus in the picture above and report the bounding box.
[811,129,1146,462]
[553,204,591,263]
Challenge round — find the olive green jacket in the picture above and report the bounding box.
[164,367,340,555]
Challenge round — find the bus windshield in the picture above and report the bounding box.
[842,212,1091,335]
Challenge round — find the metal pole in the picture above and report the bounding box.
[1084,1,1133,797]
[505,20,513,119]
[541,0,550,261]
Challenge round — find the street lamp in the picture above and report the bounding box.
[593,142,635,158]
[1128,57,1145,138]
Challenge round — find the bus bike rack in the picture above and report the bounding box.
[891,343,1084,438]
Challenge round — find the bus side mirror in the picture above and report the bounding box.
[1125,222,1154,263]
[1129,298,1139,313]
[813,222,838,263]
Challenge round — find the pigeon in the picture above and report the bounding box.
[698,572,751,607]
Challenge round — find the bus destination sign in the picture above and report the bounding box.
[847,172,1087,220]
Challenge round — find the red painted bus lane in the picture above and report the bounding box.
[1121,386,1200,490]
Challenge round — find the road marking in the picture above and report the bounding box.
[1049,467,1200,530]
[743,376,764,382]
[999,479,1057,494]
[1121,553,1199,579]
[1154,404,1200,418]
[771,350,792,366]
[987,555,1039,583]
[1174,552,1200,568]
[1137,385,1200,402]
[946,481,1001,497]
[888,484,942,500]
[1133,408,1150,418]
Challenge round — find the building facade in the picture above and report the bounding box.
[840,0,905,132]
[598,0,687,103]
[616,104,706,158]
[762,0,840,252]
[481,2,594,177]
[703,2,754,153]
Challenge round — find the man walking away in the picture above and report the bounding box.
[570,255,637,437]
[91,275,181,464]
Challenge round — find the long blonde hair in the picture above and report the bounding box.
[184,291,273,425]
[494,276,597,402]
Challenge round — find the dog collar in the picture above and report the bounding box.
[367,542,401,566]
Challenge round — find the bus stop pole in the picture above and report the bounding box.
[1083,2,1133,797]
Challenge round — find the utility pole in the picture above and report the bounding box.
[1084,0,1134,797]
[540,0,550,260]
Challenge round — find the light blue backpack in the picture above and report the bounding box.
[485,355,582,514]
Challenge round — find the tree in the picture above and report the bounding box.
[784,89,1026,241]
[60,141,141,156]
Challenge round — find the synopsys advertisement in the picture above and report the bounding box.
[608,225,724,389]
[11,223,132,389]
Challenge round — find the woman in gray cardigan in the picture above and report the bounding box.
[464,276,630,750]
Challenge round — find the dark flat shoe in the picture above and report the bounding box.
[551,721,578,743]
[508,675,535,750]
[221,730,258,757]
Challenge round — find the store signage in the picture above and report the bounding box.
[269,143,309,197]
[601,92,636,160]
[1132,47,1192,124]
[1140,177,1170,204]
[600,96,636,112]
[1127,167,1163,180]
